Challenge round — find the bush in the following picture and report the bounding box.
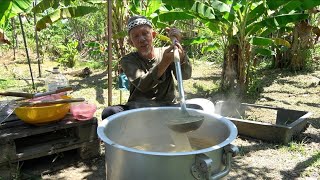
[57,41,79,68]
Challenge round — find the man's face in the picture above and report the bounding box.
[129,25,155,57]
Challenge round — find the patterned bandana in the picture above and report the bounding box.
[127,17,152,32]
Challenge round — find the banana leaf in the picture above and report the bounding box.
[35,6,98,31]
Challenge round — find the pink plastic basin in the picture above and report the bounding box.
[70,102,97,120]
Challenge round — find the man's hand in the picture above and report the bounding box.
[166,27,182,42]
[166,27,185,63]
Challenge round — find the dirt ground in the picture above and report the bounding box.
[0,51,319,180]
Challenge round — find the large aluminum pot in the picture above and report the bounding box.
[97,107,238,180]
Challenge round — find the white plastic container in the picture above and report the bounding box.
[46,67,69,92]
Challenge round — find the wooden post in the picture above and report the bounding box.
[33,0,41,77]
[11,18,16,60]
[107,0,113,106]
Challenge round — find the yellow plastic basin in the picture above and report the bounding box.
[15,96,71,125]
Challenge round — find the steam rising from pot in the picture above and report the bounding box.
[108,108,217,152]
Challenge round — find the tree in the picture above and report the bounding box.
[158,0,320,95]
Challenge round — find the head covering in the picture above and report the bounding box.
[127,15,153,33]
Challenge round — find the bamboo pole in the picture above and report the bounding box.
[33,0,41,77]
[107,0,113,106]
[11,18,16,60]
[19,14,35,90]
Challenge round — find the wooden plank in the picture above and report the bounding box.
[15,140,98,163]
[0,141,99,168]
[0,114,20,124]
[78,140,101,159]
[0,118,23,128]
[14,127,77,151]
[0,141,16,164]
[76,123,98,141]
[16,137,80,161]
[0,116,97,142]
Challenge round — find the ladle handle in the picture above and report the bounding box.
[171,37,187,111]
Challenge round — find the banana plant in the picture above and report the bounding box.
[129,0,172,44]
[110,0,131,59]
[0,0,33,27]
[0,0,33,44]
[32,0,100,31]
[159,0,320,94]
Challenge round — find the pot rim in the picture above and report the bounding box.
[98,107,237,156]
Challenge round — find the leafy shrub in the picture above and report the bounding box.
[57,41,79,68]
[84,60,105,70]
[84,41,106,61]
[0,79,12,90]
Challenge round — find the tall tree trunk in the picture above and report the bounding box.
[70,20,84,50]
[237,41,250,95]
[112,0,128,59]
[290,20,313,71]
[110,0,130,77]
[244,41,251,89]
[221,40,251,95]
[273,45,291,69]
[238,43,246,93]
[221,43,238,91]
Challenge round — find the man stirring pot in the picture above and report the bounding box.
[101,15,193,119]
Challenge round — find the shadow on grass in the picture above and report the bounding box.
[73,154,106,180]
[246,68,320,102]
[68,70,110,104]
[8,62,318,106]
[229,159,276,180]
[187,67,319,106]
[301,102,320,109]
[307,117,320,129]
[19,149,105,180]
[229,133,319,179]
[191,74,221,82]
[185,74,221,100]
[280,151,320,179]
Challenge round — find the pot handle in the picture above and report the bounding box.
[191,144,238,180]
[210,144,239,180]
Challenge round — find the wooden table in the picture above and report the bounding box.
[0,113,100,177]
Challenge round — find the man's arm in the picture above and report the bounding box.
[120,56,166,93]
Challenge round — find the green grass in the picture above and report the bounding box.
[0,79,16,90]
[80,60,106,70]
[301,151,320,177]
[279,141,307,155]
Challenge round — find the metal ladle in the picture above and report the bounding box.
[166,37,204,133]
